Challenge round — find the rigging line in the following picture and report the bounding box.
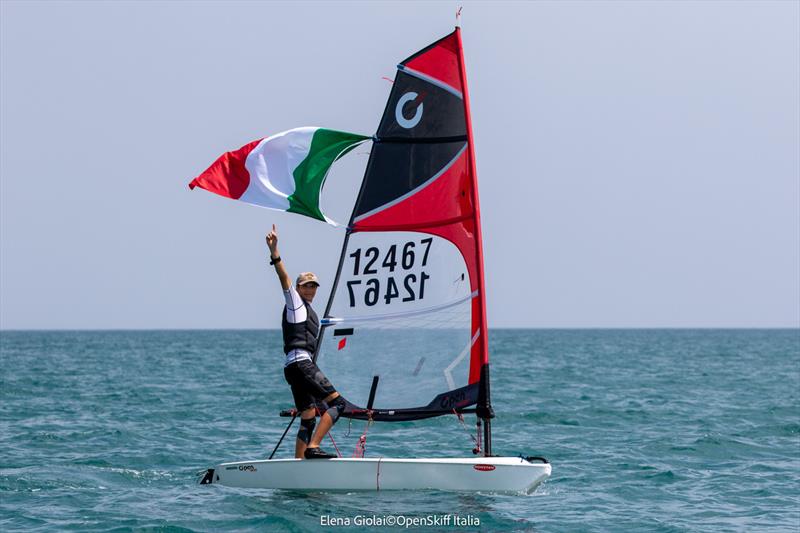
[354,411,373,458]
[322,290,478,325]
[453,408,480,451]
[476,419,482,454]
[373,135,468,144]
[328,432,342,458]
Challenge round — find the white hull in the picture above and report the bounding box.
[203,456,550,493]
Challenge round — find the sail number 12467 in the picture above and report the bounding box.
[346,239,432,307]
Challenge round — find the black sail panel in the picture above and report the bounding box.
[353,141,466,220]
[376,69,466,140]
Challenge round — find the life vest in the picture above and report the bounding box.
[281,300,319,355]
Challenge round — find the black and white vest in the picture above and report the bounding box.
[281,300,319,356]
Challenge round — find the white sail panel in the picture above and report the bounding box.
[317,231,473,412]
[328,231,471,318]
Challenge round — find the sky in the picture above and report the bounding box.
[1,1,798,329]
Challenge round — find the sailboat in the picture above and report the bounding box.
[200,25,551,493]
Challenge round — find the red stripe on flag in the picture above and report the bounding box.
[188,139,262,200]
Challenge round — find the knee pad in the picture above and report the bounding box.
[324,396,348,425]
[297,417,315,444]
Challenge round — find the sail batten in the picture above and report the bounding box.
[348,214,474,233]
[397,65,464,99]
[374,135,468,144]
[323,290,478,325]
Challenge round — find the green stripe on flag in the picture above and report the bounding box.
[288,129,369,221]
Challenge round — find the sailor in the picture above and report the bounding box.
[266,224,347,459]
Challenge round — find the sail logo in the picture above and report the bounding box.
[437,388,467,409]
[396,92,424,129]
[473,464,496,472]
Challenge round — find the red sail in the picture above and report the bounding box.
[352,29,488,386]
[317,29,490,421]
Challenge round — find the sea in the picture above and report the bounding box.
[1,329,798,532]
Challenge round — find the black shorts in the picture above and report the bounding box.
[283,359,337,411]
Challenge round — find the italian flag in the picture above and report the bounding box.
[189,127,369,224]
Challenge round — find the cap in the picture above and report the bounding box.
[296,272,320,287]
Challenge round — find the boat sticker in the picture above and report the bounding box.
[395,92,424,129]
[473,464,495,472]
[345,238,433,307]
[238,464,257,472]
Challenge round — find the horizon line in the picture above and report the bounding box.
[1,326,798,332]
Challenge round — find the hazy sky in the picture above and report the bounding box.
[1,1,798,329]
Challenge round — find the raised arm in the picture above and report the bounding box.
[266,224,291,290]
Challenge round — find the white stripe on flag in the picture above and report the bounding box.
[239,127,318,209]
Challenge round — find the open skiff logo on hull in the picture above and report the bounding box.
[238,464,257,472]
[473,464,496,472]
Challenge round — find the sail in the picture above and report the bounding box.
[317,28,490,422]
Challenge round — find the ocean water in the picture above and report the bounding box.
[1,329,798,532]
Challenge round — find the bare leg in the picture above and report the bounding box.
[295,407,316,459]
[308,392,340,449]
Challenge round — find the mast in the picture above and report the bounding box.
[454,26,494,456]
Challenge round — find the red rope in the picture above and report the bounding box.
[453,409,480,454]
[354,410,373,458]
[327,432,342,458]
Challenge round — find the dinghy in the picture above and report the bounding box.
[201,21,551,493]
[201,457,549,493]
